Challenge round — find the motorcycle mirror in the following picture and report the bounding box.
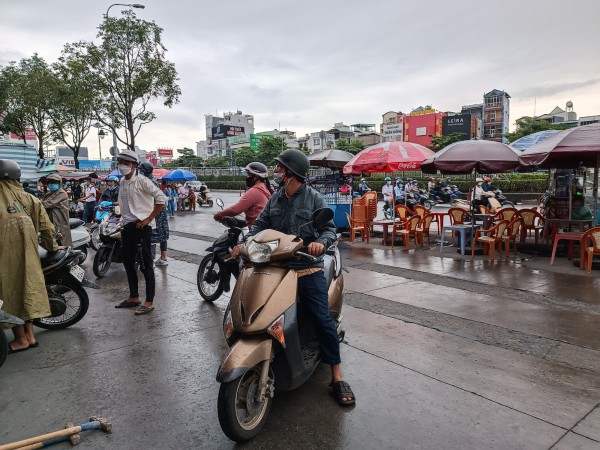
[311,207,334,227]
[216,198,224,209]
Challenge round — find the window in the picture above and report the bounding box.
[313,138,320,145]
[416,127,427,136]
[489,112,496,121]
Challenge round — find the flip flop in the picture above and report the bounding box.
[329,381,356,406]
[134,305,155,315]
[115,300,142,308]
[8,345,30,355]
[28,342,39,348]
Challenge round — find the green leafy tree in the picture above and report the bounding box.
[504,116,569,143]
[255,136,288,166]
[232,146,256,167]
[0,54,55,158]
[69,10,181,151]
[203,156,232,167]
[335,138,364,154]
[428,132,465,152]
[163,147,204,168]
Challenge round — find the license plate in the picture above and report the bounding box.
[70,265,85,282]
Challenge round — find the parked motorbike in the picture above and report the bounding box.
[197,185,214,207]
[0,304,24,369]
[216,207,345,442]
[197,199,246,301]
[90,201,115,251]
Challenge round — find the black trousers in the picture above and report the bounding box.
[122,222,155,302]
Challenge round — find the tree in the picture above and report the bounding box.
[48,47,101,169]
[163,147,204,168]
[72,10,181,151]
[232,146,257,167]
[335,138,364,154]
[0,55,55,158]
[255,136,287,166]
[428,132,465,152]
[203,156,231,168]
[504,116,569,143]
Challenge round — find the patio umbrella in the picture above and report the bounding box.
[308,149,353,170]
[509,129,562,152]
[37,164,75,173]
[162,169,197,182]
[60,171,98,180]
[152,168,172,179]
[343,141,434,175]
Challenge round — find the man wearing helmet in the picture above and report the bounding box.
[357,178,370,196]
[382,176,394,213]
[101,175,120,203]
[231,149,355,406]
[214,162,273,228]
[0,160,61,353]
[114,150,167,315]
[482,177,493,193]
[41,173,72,247]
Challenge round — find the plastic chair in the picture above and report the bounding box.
[362,191,378,234]
[581,227,600,274]
[416,213,435,246]
[494,207,518,223]
[394,204,413,222]
[391,215,420,250]
[413,205,428,219]
[448,207,470,225]
[517,209,545,243]
[471,220,509,261]
[479,205,494,215]
[501,218,523,257]
[346,207,369,244]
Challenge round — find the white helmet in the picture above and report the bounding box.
[245,162,269,179]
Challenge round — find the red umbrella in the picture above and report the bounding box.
[343,141,434,175]
[152,168,172,179]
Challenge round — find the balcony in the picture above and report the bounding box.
[485,117,502,125]
[484,104,503,111]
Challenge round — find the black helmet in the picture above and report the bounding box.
[275,149,310,180]
[139,162,154,178]
[245,162,268,179]
[0,159,21,180]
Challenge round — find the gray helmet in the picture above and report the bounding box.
[116,149,139,164]
[275,149,310,180]
[245,162,268,179]
[139,162,154,177]
[0,159,21,180]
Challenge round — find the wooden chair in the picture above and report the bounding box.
[471,220,509,261]
[517,209,545,243]
[394,204,412,222]
[416,213,435,246]
[391,215,421,250]
[413,205,428,219]
[346,208,369,244]
[501,218,523,257]
[581,227,600,274]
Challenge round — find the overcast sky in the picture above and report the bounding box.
[2,0,600,158]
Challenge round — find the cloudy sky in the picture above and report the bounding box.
[3,0,600,158]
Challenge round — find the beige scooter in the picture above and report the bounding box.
[216,208,344,443]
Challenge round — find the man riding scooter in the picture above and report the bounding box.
[231,149,355,406]
[100,175,120,203]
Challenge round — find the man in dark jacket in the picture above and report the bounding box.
[232,149,355,406]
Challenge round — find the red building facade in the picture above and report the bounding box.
[401,107,446,147]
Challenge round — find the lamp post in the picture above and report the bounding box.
[104,3,146,162]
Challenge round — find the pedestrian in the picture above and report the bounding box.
[100,176,120,203]
[0,160,61,353]
[177,183,188,211]
[138,162,170,266]
[231,149,355,406]
[41,173,72,247]
[79,177,97,223]
[114,151,167,315]
[164,183,176,217]
[188,188,196,211]
[72,181,82,201]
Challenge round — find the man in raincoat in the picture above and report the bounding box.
[41,173,72,247]
[0,160,58,353]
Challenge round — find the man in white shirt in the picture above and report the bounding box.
[381,176,394,214]
[79,178,97,223]
[114,150,167,315]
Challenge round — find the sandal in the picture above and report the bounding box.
[115,300,142,308]
[8,344,30,355]
[134,305,155,315]
[330,381,356,406]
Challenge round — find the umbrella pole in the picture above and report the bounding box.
[595,156,599,226]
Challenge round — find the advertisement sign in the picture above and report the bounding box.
[212,125,245,140]
[10,130,37,141]
[158,148,173,157]
[442,114,471,139]
[382,121,404,142]
[164,159,172,164]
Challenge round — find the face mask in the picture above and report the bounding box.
[48,184,59,192]
[273,173,284,185]
[108,185,116,191]
[386,181,391,185]
[245,176,255,188]
[118,164,132,176]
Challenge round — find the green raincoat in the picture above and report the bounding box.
[42,188,72,247]
[0,179,56,321]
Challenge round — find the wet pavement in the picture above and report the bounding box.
[1,191,599,449]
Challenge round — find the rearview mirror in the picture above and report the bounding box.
[216,198,224,209]
[311,207,334,227]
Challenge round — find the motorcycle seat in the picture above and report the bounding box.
[38,247,67,269]
[69,218,85,229]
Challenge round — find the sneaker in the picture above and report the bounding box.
[155,258,169,266]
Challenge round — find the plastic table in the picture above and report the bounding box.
[440,224,480,256]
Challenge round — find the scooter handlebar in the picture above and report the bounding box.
[295,251,319,262]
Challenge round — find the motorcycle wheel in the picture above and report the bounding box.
[34,281,89,330]
[0,331,7,369]
[90,226,101,251]
[208,200,213,207]
[423,200,433,210]
[218,364,273,443]
[197,254,224,302]
[93,246,113,277]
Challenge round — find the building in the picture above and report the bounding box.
[402,106,446,147]
[536,101,578,127]
[580,115,600,126]
[442,113,479,141]
[201,110,255,159]
[460,103,483,139]
[482,89,510,143]
[381,111,404,142]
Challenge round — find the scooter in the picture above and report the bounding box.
[197,185,214,207]
[0,302,24,369]
[90,201,115,251]
[66,218,91,265]
[197,199,246,302]
[216,207,344,443]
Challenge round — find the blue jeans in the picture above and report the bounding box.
[297,270,341,366]
[167,199,175,216]
[82,201,97,223]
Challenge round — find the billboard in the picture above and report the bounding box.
[158,148,173,157]
[250,133,265,150]
[212,125,245,140]
[442,114,471,139]
[382,121,404,141]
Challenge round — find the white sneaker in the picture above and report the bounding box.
[155,258,169,266]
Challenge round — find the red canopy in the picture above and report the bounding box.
[343,141,434,174]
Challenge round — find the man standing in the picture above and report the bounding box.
[114,150,167,315]
[79,178,97,223]
[41,173,72,247]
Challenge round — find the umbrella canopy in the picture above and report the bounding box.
[509,129,562,152]
[308,149,353,170]
[37,164,75,173]
[518,123,600,169]
[343,141,434,175]
[108,169,124,179]
[152,168,172,179]
[60,172,98,180]
[162,169,197,182]
[421,140,520,174]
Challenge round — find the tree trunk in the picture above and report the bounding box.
[74,147,80,169]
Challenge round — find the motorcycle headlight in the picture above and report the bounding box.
[246,240,279,264]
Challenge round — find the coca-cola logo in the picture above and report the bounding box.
[397,162,418,170]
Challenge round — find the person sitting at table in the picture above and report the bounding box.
[382,176,394,213]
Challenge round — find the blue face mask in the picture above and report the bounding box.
[108,185,116,191]
[48,184,60,192]
[386,181,392,185]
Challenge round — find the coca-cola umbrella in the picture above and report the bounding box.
[343,141,434,175]
[308,149,354,170]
